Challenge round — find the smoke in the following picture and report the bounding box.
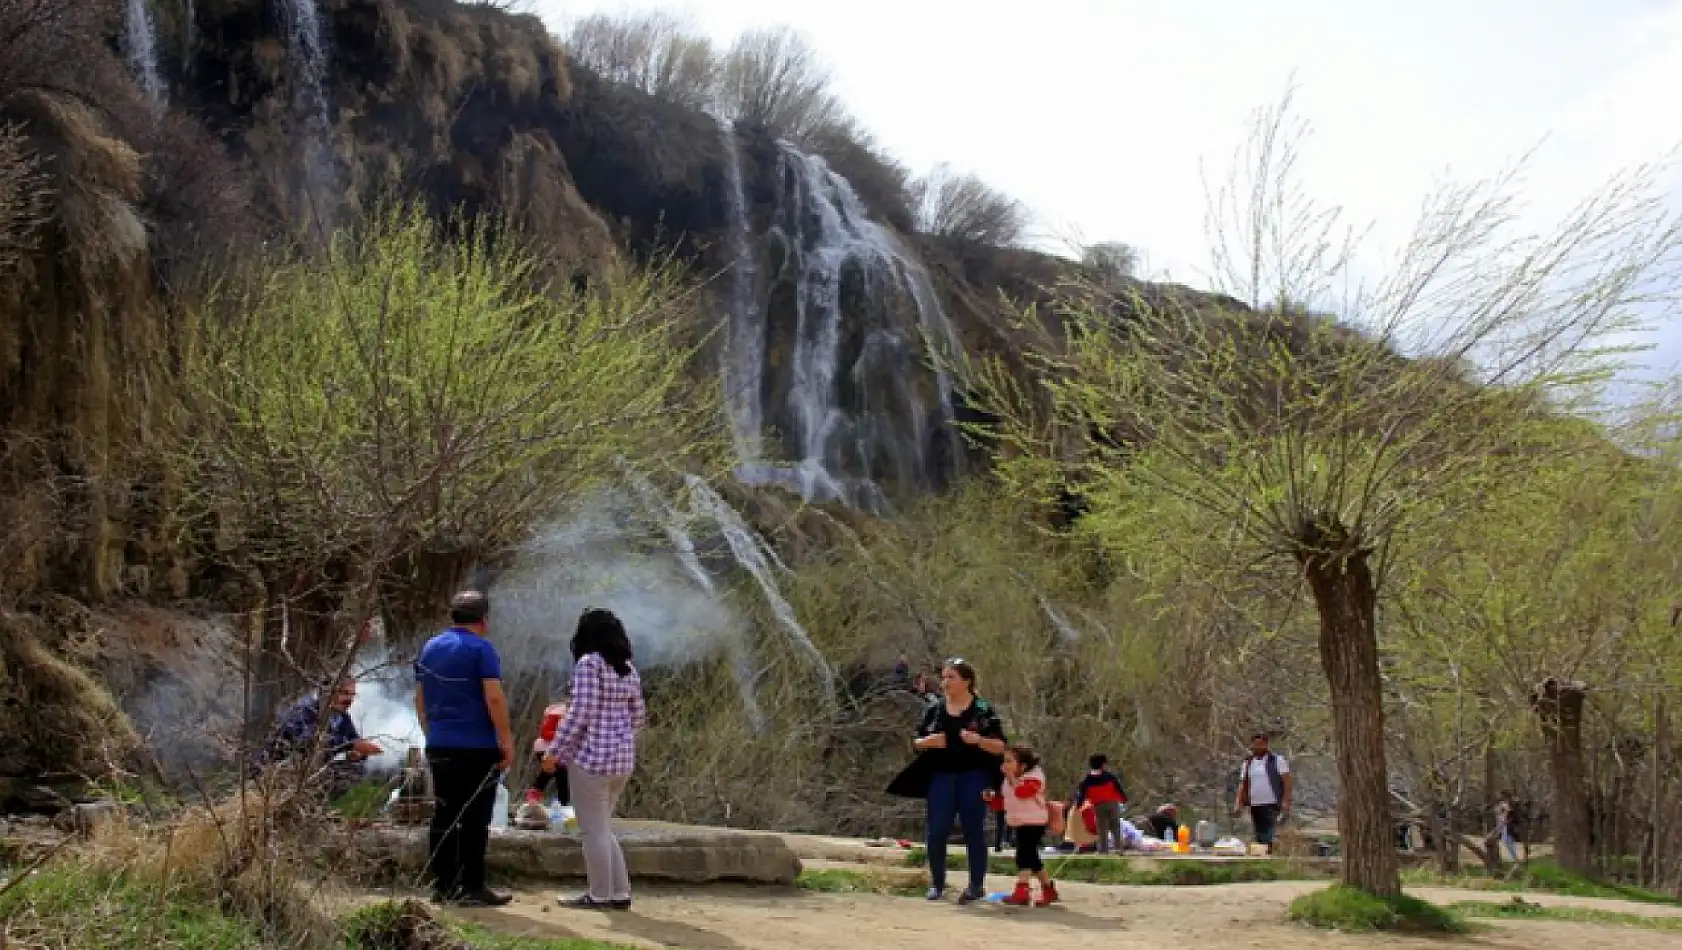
[346,489,757,762]
[349,650,424,773]
[493,494,743,683]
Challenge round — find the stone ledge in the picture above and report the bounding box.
[353,820,802,886]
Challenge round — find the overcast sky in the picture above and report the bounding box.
[530,0,1682,384]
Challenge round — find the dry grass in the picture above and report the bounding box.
[0,608,142,782]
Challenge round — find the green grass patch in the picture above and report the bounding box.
[0,863,262,949]
[796,867,925,897]
[332,778,395,823]
[1453,897,1682,932]
[903,847,1321,885]
[1402,859,1682,906]
[1288,885,1467,934]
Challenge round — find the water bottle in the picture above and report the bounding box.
[490,780,510,830]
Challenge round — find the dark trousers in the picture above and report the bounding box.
[1251,804,1282,850]
[993,809,1013,852]
[1013,823,1047,873]
[527,753,571,805]
[926,769,990,894]
[1093,801,1125,853]
[426,747,502,896]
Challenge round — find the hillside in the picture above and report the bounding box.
[0,0,1160,799]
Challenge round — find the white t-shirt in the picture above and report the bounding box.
[1242,753,1290,806]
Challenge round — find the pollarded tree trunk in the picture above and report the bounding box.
[1299,535,1401,897]
[1533,677,1593,875]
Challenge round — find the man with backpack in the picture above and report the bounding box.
[1234,732,1292,854]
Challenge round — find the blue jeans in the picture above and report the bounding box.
[926,769,991,894]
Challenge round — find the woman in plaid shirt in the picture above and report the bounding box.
[542,608,646,909]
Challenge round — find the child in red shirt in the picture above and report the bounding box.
[984,745,1059,906]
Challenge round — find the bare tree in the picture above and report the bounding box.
[564,11,719,112]
[716,27,847,140]
[968,92,1682,897]
[909,163,1029,247]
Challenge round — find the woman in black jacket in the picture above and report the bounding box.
[911,659,1007,903]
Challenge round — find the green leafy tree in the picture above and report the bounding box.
[186,206,717,681]
[968,93,1682,895]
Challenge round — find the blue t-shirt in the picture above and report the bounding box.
[415,628,503,749]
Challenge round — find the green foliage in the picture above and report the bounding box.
[1405,859,1682,906]
[1452,897,1682,932]
[797,867,924,897]
[1287,885,1466,933]
[0,864,263,949]
[330,778,394,823]
[187,205,717,574]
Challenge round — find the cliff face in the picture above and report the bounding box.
[0,0,1096,788]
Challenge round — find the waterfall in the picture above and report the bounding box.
[1037,595,1082,644]
[277,0,335,208]
[124,0,165,105]
[717,118,765,469]
[684,475,834,693]
[731,144,962,509]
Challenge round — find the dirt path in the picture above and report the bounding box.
[447,872,1682,950]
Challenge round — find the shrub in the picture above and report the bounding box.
[717,27,848,140]
[909,164,1028,247]
[1080,241,1138,283]
[564,11,718,111]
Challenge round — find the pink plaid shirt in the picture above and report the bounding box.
[547,653,645,776]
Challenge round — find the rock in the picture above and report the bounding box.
[51,800,123,837]
[352,820,801,886]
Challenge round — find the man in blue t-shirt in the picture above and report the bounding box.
[415,589,514,906]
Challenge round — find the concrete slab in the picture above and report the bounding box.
[354,820,802,886]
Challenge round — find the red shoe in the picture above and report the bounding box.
[1035,883,1060,907]
[1002,884,1032,906]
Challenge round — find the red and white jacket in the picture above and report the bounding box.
[1000,766,1050,827]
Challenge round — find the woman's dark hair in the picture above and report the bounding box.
[943,658,977,691]
[572,607,634,676]
[1089,753,1108,770]
[1007,744,1040,772]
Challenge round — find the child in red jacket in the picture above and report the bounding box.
[985,745,1059,906]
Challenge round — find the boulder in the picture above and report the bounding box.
[354,820,801,886]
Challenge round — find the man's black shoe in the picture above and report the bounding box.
[957,887,984,905]
[450,889,513,908]
[557,894,618,910]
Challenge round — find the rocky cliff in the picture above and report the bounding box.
[0,0,1143,795]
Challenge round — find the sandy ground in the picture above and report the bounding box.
[443,870,1682,950]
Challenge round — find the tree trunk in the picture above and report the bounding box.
[1533,677,1593,876]
[1300,541,1400,897]
[1648,694,1665,887]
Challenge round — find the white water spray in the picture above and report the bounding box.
[717,117,765,468]
[684,474,833,692]
[124,0,165,105]
[278,0,335,207]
